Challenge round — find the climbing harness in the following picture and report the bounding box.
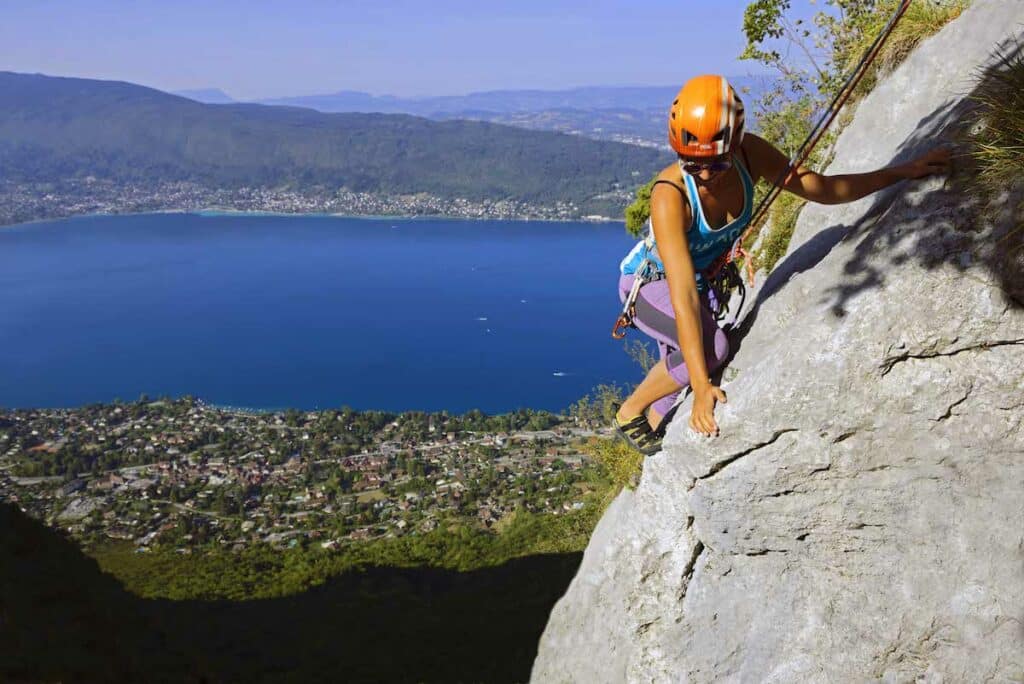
[612,0,914,339]
[612,236,743,339]
[706,260,746,333]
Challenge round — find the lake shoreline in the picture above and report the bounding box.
[1,207,624,231]
[0,392,583,417]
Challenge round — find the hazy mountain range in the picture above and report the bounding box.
[174,77,773,148]
[173,87,235,104]
[178,78,769,113]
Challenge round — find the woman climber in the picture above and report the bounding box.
[614,73,951,454]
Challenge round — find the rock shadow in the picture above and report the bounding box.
[0,503,580,684]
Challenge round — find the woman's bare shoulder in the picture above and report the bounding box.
[739,132,781,182]
[650,162,693,229]
[654,163,683,185]
[651,164,687,204]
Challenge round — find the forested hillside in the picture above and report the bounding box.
[0,502,582,683]
[0,72,670,214]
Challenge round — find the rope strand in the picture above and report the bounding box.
[705,0,914,285]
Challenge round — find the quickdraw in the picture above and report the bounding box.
[704,260,746,331]
[613,0,913,339]
[612,257,658,339]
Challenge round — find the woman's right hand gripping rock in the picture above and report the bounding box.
[690,384,727,437]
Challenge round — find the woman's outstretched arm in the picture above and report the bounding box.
[650,183,728,437]
[742,132,952,204]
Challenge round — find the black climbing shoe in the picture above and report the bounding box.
[612,403,662,456]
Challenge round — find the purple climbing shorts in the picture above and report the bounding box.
[618,273,730,419]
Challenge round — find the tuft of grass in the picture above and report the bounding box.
[581,437,644,497]
[961,42,1024,276]
[967,45,1024,196]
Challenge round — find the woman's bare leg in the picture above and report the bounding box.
[616,359,681,430]
[647,405,665,431]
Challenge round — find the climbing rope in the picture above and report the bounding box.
[703,0,915,291]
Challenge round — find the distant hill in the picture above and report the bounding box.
[173,87,236,103]
[258,79,774,148]
[0,72,671,214]
[259,79,770,115]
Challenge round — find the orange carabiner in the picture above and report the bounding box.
[611,314,630,339]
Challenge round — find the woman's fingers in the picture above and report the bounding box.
[706,415,719,437]
[911,148,953,178]
[690,409,718,437]
[689,386,730,437]
[926,148,952,173]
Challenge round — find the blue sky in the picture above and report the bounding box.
[1,1,818,99]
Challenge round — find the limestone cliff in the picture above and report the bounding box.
[532,1,1024,681]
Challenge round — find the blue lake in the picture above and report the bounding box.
[0,213,647,413]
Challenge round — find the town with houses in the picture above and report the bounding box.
[0,398,611,555]
[0,178,628,227]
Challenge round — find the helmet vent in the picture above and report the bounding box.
[668,75,743,157]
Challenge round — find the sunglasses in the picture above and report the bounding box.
[679,156,732,175]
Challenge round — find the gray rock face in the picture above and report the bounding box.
[532,2,1024,682]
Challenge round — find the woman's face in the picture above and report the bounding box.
[692,165,731,187]
[693,167,724,184]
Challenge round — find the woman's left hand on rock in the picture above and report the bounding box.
[901,147,953,179]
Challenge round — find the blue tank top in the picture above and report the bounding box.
[619,156,755,290]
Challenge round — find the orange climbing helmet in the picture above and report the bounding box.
[668,75,745,159]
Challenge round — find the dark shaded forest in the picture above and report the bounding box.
[1,503,582,683]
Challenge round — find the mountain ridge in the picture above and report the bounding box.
[255,78,771,114]
[0,71,671,220]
